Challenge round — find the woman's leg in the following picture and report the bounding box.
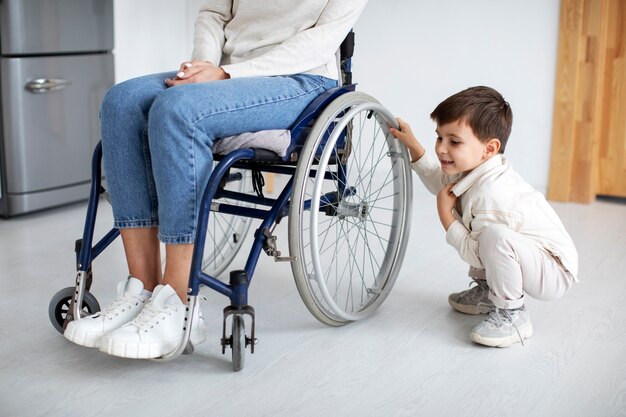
[119,228,162,290]
[163,244,194,301]
[100,72,176,290]
[64,73,176,349]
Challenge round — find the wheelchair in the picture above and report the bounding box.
[49,32,413,371]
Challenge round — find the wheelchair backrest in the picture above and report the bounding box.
[339,30,355,86]
[286,31,357,162]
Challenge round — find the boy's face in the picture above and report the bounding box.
[435,120,499,175]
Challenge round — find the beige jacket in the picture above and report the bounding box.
[412,153,579,280]
[192,0,367,80]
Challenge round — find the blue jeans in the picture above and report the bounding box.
[101,72,337,244]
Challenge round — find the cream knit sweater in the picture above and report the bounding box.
[191,0,367,80]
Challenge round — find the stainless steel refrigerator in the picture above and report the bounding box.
[0,0,114,217]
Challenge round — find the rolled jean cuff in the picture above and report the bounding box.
[114,219,159,229]
[158,232,195,245]
[489,293,525,310]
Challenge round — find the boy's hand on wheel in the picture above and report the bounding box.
[389,117,425,162]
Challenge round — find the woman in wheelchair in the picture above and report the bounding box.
[63,0,368,359]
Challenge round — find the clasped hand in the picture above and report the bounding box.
[165,61,229,87]
[437,183,457,230]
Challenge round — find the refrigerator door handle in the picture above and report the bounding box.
[25,78,72,94]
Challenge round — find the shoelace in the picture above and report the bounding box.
[463,278,490,302]
[130,302,177,330]
[486,308,525,346]
[100,293,144,318]
[128,296,206,331]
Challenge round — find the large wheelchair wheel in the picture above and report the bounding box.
[200,167,254,277]
[289,92,412,326]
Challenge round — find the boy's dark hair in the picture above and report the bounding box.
[430,86,513,153]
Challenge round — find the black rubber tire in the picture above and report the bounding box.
[231,315,246,372]
[48,287,101,334]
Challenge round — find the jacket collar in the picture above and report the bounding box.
[451,154,507,196]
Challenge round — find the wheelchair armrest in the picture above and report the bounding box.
[214,148,284,164]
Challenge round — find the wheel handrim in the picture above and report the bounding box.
[295,99,411,322]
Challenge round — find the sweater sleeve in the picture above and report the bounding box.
[445,220,483,269]
[410,152,447,195]
[191,1,233,66]
[220,0,367,78]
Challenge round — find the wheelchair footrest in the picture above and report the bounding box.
[221,305,257,354]
[260,227,297,262]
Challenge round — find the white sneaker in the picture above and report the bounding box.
[64,276,150,348]
[470,307,533,347]
[99,284,207,359]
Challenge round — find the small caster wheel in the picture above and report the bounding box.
[48,287,100,334]
[231,315,246,372]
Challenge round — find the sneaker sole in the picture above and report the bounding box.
[448,298,492,315]
[64,324,102,348]
[470,324,533,348]
[100,326,208,359]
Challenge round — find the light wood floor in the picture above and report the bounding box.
[1,184,625,417]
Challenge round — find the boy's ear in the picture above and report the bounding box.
[485,138,501,157]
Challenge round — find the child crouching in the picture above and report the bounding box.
[391,86,578,347]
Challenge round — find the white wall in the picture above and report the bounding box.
[113,0,560,193]
[354,0,560,193]
[113,0,202,82]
